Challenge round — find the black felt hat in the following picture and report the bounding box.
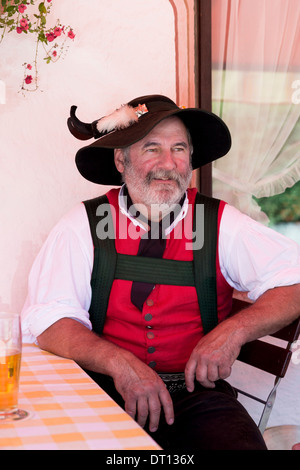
[67,94,231,186]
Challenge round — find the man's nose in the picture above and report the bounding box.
[159,149,176,169]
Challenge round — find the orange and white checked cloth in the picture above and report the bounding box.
[0,344,161,450]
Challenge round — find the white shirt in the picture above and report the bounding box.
[21,188,300,343]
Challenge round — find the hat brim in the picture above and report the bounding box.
[75,106,231,186]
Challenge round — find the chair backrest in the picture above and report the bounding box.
[231,298,300,433]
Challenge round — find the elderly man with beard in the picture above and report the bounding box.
[21,95,300,451]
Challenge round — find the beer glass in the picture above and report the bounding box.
[0,312,28,421]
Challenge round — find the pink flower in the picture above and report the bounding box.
[46,32,55,42]
[47,0,52,2]
[54,27,61,37]
[20,18,28,28]
[18,4,27,13]
[27,64,32,70]
[67,29,75,40]
[52,50,57,57]
[19,18,29,30]
[25,75,32,84]
[16,26,23,34]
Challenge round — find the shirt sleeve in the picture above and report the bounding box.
[21,203,94,343]
[219,204,300,301]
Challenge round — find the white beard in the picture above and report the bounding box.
[123,164,192,209]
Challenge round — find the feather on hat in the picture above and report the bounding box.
[96,103,148,134]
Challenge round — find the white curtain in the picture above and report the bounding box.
[212,0,300,223]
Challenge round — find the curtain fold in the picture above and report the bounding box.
[212,0,300,223]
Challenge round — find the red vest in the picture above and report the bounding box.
[101,187,233,372]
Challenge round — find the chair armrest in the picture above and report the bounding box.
[237,339,292,377]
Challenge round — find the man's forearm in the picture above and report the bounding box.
[230,283,300,344]
[185,283,300,390]
[37,317,134,378]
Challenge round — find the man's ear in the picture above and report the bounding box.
[114,149,125,174]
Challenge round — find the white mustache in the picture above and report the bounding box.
[146,169,182,184]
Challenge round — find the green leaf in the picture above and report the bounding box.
[38,2,47,14]
[38,30,46,42]
[5,5,16,12]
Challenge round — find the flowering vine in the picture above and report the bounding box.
[0,0,75,92]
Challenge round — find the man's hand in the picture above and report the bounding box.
[113,359,174,432]
[184,321,242,390]
[37,318,174,433]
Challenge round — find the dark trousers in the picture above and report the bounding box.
[86,371,267,451]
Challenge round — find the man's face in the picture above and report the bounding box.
[114,117,193,209]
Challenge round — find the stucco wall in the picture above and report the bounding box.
[0,0,176,313]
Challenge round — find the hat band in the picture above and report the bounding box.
[146,100,180,113]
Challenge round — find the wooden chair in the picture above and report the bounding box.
[231,298,300,434]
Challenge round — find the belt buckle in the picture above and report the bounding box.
[158,372,186,394]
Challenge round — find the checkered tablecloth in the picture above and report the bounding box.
[0,344,161,450]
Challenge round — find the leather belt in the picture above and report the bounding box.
[158,372,186,394]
